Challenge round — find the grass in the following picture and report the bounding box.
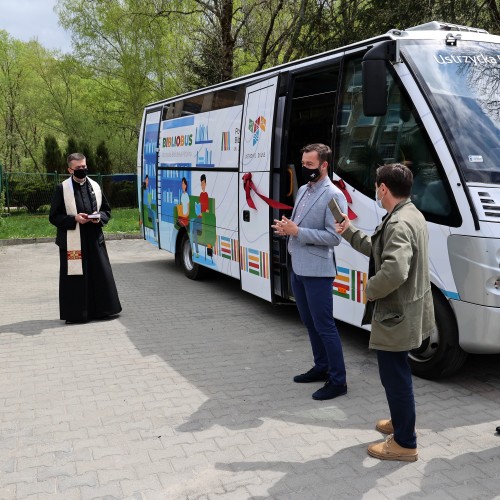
[0,207,141,240]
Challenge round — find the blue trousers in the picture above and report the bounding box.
[377,350,417,448]
[291,270,346,385]
[192,217,202,254]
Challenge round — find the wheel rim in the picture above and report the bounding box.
[409,325,440,363]
[182,237,194,272]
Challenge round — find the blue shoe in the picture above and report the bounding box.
[312,381,347,400]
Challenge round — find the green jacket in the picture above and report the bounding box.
[342,199,435,351]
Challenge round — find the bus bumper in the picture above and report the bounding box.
[453,300,500,353]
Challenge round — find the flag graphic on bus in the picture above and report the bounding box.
[216,235,239,262]
[333,266,367,303]
[248,116,266,145]
[240,246,269,278]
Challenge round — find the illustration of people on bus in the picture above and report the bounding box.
[192,174,209,258]
[142,174,157,238]
[176,177,190,228]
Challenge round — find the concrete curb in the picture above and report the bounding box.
[0,233,142,247]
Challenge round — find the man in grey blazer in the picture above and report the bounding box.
[272,143,348,400]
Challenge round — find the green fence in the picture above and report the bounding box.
[0,166,137,214]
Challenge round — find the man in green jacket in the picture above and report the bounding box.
[335,163,435,462]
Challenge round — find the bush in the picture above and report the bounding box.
[0,190,5,228]
[109,180,137,208]
[10,178,55,214]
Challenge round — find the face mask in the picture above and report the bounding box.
[73,168,88,180]
[302,166,321,183]
[375,187,385,209]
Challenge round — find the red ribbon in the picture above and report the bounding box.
[242,173,293,210]
[333,178,358,220]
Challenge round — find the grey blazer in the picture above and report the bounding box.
[288,177,347,277]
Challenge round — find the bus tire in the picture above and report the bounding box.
[408,289,468,380]
[179,231,204,280]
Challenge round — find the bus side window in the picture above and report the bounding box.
[335,57,461,227]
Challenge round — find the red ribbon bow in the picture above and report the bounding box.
[333,178,358,220]
[242,173,293,210]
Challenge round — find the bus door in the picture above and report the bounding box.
[140,109,161,245]
[238,76,279,302]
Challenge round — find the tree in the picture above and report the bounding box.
[79,141,94,171]
[95,140,112,174]
[64,137,79,160]
[43,135,63,173]
[0,32,45,172]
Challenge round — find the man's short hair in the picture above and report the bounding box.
[376,163,413,198]
[67,153,85,166]
[200,174,206,183]
[300,143,332,166]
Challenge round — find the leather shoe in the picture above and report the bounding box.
[293,368,328,383]
[368,434,418,462]
[312,381,347,400]
[376,419,394,435]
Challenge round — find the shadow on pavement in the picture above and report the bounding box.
[113,254,500,437]
[216,442,406,499]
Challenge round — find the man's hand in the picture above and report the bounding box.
[75,213,90,224]
[335,215,350,234]
[272,216,298,237]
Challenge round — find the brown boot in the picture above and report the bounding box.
[376,418,394,435]
[367,434,418,462]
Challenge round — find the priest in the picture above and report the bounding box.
[49,153,122,323]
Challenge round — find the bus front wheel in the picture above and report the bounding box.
[408,289,468,380]
[180,232,203,280]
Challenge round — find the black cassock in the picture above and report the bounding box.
[49,179,122,322]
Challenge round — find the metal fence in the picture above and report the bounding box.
[0,166,137,214]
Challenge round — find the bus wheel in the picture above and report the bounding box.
[180,232,203,280]
[408,289,468,380]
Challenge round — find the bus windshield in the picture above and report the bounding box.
[403,40,500,184]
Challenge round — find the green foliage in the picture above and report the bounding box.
[108,180,136,208]
[43,135,64,173]
[10,176,56,214]
[64,137,79,161]
[1,0,499,176]
[0,189,5,228]
[79,142,94,170]
[95,141,112,174]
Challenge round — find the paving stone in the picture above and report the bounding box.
[1,240,500,499]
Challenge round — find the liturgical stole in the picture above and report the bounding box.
[62,177,102,275]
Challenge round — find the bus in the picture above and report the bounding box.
[137,21,500,379]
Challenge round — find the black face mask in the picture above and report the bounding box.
[302,166,321,183]
[73,168,88,180]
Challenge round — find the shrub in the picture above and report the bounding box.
[10,178,55,214]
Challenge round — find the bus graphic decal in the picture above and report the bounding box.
[221,131,230,151]
[333,267,366,303]
[240,246,269,278]
[248,116,266,145]
[217,235,232,259]
[195,123,213,144]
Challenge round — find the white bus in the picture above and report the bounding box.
[137,21,500,379]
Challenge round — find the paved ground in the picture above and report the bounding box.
[1,239,499,500]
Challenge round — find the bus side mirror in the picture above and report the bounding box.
[362,41,399,117]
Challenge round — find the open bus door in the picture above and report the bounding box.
[238,77,279,302]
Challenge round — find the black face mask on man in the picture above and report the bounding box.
[72,168,88,180]
[302,166,321,183]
